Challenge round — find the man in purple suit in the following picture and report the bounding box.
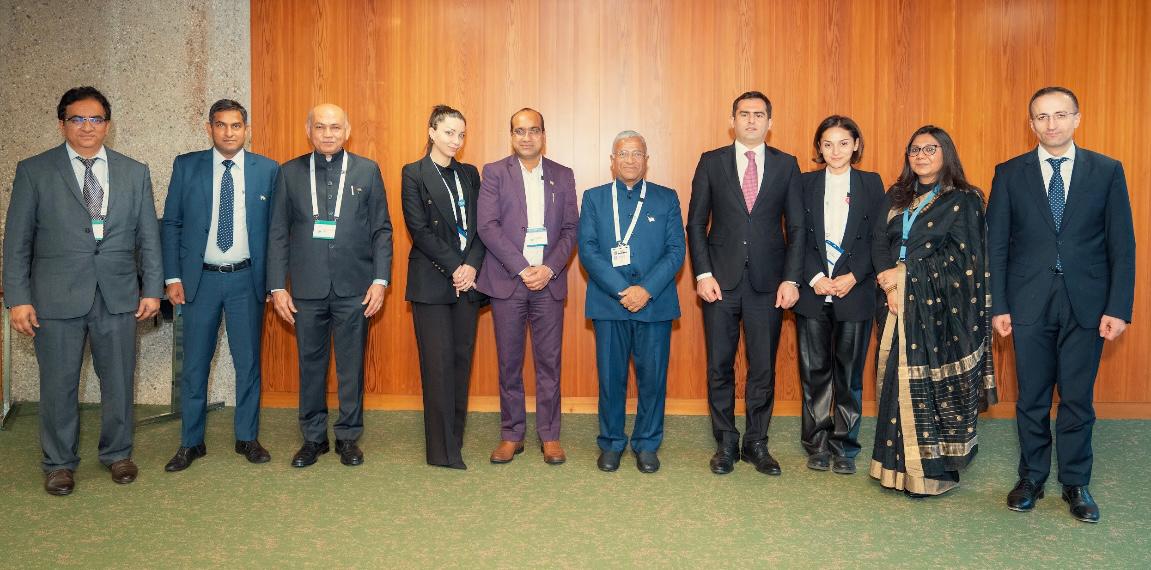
[476,108,578,465]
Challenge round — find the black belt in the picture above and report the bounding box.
[203,259,251,272]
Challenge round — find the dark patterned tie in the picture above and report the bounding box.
[218,159,235,252]
[1047,157,1068,270]
[78,157,103,218]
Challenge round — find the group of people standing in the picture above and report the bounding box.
[3,86,1133,526]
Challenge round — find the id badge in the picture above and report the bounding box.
[611,243,631,267]
[92,219,105,241]
[524,226,548,247]
[312,220,337,240]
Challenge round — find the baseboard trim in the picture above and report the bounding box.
[259,393,1151,419]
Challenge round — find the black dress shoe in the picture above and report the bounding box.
[44,469,75,496]
[806,451,831,471]
[291,440,329,468]
[635,450,660,474]
[235,440,271,464]
[165,443,207,472]
[831,456,856,475]
[1062,485,1100,523]
[1006,478,1044,512]
[709,445,739,475]
[741,440,782,476]
[335,439,364,466]
[597,450,622,472]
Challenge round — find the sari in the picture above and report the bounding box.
[870,187,998,495]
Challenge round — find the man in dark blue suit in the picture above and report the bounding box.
[578,131,685,473]
[160,99,280,471]
[989,87,1135,523]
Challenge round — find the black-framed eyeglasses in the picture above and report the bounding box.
[907,144,941,157]
[65,116,107,126]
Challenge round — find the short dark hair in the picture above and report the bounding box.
[209,99,248,124]
[427,104,466,153]
[889,125,980,210]
[731,91,772,119]
[509,107,545,132]
[1029,86,1079,115]
[57,86,111,121]
[811,115,864,165]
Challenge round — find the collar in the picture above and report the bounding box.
[66,143,108,163]
[213,147,245,169]
[1037,142,1077,164]
[313,149,345,166]
[518,156,544,175]
[734,140,766,160]
[615,178,645,195]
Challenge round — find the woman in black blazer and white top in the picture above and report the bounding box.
[793,115,885,475]
[401,105,487,469]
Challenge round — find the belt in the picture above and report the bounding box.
[203,259,251,272]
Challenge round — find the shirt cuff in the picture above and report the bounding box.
[373,279,389,287]
[695,272,713,282]
[808,273,826,288]
[270,288,286,293]
[165,278,182,286]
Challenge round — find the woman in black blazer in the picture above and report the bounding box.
[401,105,487,469]
[793,115,885,475]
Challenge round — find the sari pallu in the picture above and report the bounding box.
[870,188,998,495]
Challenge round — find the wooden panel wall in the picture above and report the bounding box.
[251,0,1150,417]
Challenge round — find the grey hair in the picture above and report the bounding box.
[612,130,647,152]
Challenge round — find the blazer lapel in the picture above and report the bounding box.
[199,151,215,217]
[752,148,780,213]
[1023,153,1058,233]
[105,151,127,226]
[243,151,263,236]
[809,169,829,269]
[53,145,86,210]
[721,145,746,212]
[835,170,866,274]
[1061,149,1092,229]
[507,155,529,226]
[421,156,460,228]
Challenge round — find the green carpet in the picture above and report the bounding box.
[0,405,1147,568]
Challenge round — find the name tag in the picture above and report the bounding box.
[92,219,105,241]
[611,243,632,267]
[313,220,337,240]
[524,226,548,247]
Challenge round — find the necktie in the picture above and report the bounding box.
[78,157,103,218]
[218,159,235,252]
[1047,156,1068,270]
[742,150,758,212]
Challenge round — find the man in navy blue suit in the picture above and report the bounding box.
[160,99,281,471]
[578,131,685,473]
[989,87,1136,523]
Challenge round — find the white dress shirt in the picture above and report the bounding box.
[1037,142,1076,201]
[66,143,110,201]
[809,168,852,301]
[204,148,249,265]
[521,158,547,266]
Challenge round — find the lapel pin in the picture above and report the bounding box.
[549,180,554,186]
[260,195,267,201]
[647,215,655,222]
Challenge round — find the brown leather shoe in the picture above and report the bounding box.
[109,459,138,484]
[541,440,566,465]
[45,469,75,496]
[489,440,525,464]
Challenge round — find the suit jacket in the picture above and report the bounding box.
[578,179,685,322]
[987,146,1135,327]
[686,144,805,292]
[793,168,886,321]
[475,155,578,300]
[160,149,280,303]
[3,144,163,319]
[266,151,393,299]
[401,155,488,304]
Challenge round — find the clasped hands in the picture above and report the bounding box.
[617,285,651,313]
[812,273,858,298]
[452,264,477,296]
[519,265,554,291]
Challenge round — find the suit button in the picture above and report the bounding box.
[84,227,91,233]
[94,250,100,255]
[329,244,335,249]
[1057,240,1063,246]
[327,181,333,186]
[742,241,748,245]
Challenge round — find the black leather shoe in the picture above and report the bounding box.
[1006,478,1044,512]
[1062,485,1100,523]
[709,445,739,475]
[807,451,831,471]
[45,469,75,496]
[831,456,856,475]
[291,440,329,468]
[742,440,782,476]
[635,450,660,474]
[597,450,622,472]
[335,439,364,466]
[165,443,207,472]
[235,440,271,464]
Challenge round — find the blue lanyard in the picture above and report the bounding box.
[899,184,939,261]
[825,239,845,267]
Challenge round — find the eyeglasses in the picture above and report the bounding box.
[614,150,646,160]
[1031,111,1078,123]
[65,116,107,127]
[512,127,543,138]
[907,144,941,157]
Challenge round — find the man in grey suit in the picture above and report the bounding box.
[3,86,162,496]
[267,103,393,468]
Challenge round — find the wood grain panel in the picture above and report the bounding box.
[251,0,1151,418]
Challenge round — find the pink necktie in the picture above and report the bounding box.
[742,150,758,212]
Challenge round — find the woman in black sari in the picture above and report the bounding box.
[870,125,997,497]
